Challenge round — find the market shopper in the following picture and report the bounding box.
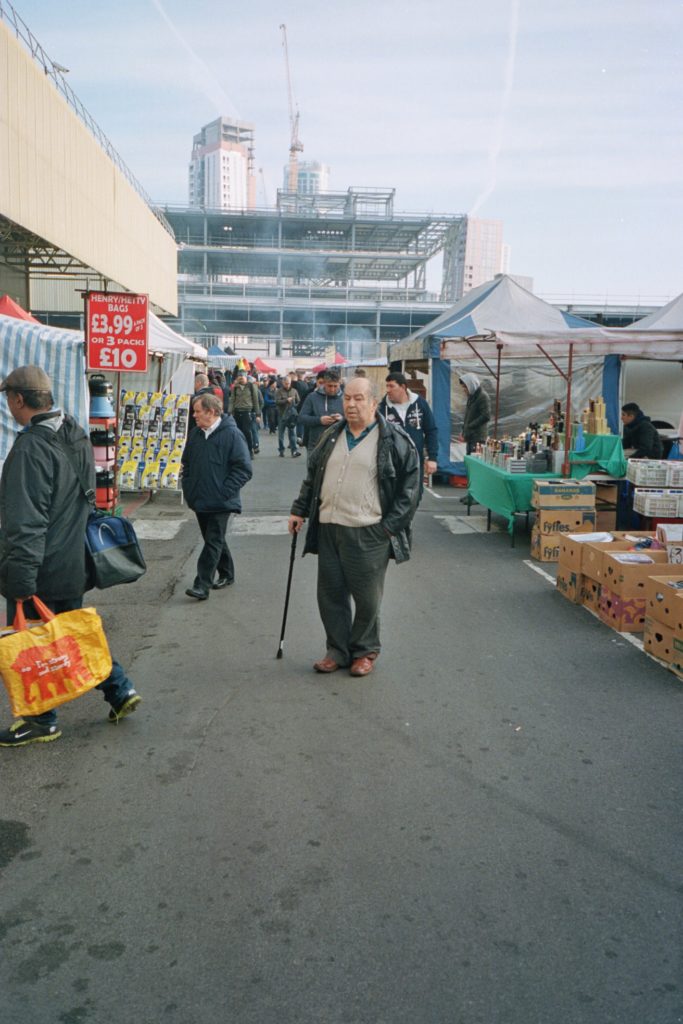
[0,366,141,747]
[228,370,262,455]
[288,376,419,677]
[262,377,278,433]
[621,402,663,459]
[297,369,344,458]
[459,373,491,454]
[275,376,302,457]
[378,372,438,497]
[181,394,252,600]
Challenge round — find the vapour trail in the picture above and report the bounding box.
[149,0,239,117]
[469,0,520,215]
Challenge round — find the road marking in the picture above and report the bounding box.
[232,516,291,536]
[434,514,506,536]
[134,521,184,540]
[523,559,556,584]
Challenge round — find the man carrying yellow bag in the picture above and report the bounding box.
[0,366,142,747]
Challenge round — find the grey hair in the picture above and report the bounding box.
[194,393,223,415]
[195,372,209,387]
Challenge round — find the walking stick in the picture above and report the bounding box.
[276,529,298,659]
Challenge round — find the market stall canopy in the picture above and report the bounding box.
[629,290,683,329]
[0,294,41,322]
[439,327,683,361]
[390,275,596,361]
[0,313,88,461]
[253,356,277,374]
[150,315,206,360]
[311,353,348,373]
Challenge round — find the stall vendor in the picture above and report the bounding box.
[620,402,663,459]
[458,374,491,454]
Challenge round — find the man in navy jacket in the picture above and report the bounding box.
[181,395,252,599]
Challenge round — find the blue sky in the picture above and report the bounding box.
[15,0,683,301]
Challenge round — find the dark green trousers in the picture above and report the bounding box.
[317,522,391,666]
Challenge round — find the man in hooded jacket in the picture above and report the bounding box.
[459,373,491,453]
[620,403,663,459]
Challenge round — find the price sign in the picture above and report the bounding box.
[86,292,149,372]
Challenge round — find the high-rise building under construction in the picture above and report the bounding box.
[188,117,256,210]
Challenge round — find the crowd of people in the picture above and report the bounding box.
[0,357,678,747]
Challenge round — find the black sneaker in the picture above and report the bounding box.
[212,576,234,589]
[278,451,285,457]
[108,691,141,723]
[0,719,62,747]
[291,450,302,458]
[185,586,209,600]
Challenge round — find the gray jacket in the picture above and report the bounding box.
[297,387,344,450]
[0,414,93,600]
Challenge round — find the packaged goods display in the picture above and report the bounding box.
[118,390,190,492]
[577,397,610,437]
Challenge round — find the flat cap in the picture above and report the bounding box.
[0,364,52,392]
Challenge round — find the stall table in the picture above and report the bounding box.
[463,457,559,545]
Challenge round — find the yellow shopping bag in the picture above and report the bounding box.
[0,596,113,717]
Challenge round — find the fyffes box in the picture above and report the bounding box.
[532,479,596,509]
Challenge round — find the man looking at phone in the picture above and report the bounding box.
[297,369,344,459]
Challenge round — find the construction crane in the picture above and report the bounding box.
[280,23,303,193]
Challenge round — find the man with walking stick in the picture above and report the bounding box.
[288,377,419,677]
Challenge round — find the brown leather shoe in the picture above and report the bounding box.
[349,653,378,677]
[313,656,342,674]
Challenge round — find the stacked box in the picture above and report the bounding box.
[643,569,683,674]
[532,480,596,563]
[644,575,683,632]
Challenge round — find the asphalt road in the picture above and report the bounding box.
[1,431,681,1024]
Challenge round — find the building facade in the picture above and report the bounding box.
[281,160,331,195]
[442,216,505,301]
[189,117,256,210]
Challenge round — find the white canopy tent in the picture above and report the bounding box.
[439,326,683,473]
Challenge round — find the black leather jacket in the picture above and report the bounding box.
[290,413,419,563]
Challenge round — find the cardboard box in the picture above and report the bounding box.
[582,541,639,582]
[601,550,682,599]
[599,586,648,633]
[531,479,596,509]
[595,510,616,531]
[535,508,597,536]
[644,575,683,630]
[595,482,619,505]
[556,566,583,604]
[643,618,683,667]
[530,528,561,563]
[581,577,601,613]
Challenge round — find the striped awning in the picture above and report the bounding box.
[0,315,89,462]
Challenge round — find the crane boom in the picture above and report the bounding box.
[280,23,303,192]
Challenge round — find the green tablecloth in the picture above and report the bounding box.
[568,434,627,479]
[464,457,559,533]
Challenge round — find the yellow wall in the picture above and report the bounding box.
[0,23,177,314]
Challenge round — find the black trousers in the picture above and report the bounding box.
[194,512,234,592]
[233,411,254,454]
[316,523,391,665]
